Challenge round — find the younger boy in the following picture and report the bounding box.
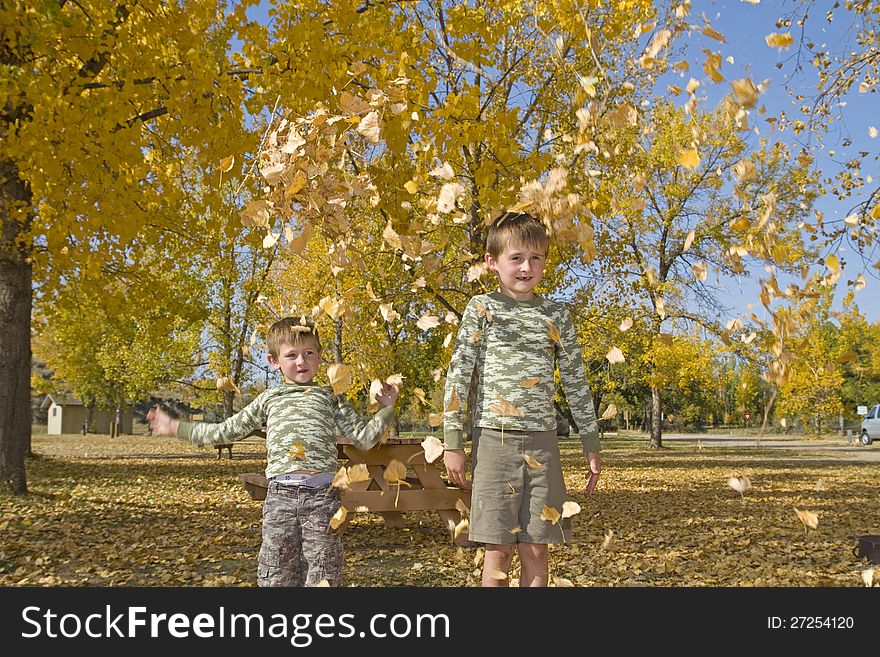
[147,317,398,587]
[443,211,601,587]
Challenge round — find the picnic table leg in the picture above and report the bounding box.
[412,462,471,546]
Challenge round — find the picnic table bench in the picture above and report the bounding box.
[239,435,471,545]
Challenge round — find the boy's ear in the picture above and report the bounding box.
[484,251,497,271]
[267,353,281,371]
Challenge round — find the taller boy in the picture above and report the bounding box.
[443,212,601,587]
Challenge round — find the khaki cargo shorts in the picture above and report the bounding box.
[469,427,571,544]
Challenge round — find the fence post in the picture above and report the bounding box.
[847,429,853,445]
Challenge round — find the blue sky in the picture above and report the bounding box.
[238,0,878,323]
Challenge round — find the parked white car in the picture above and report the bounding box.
[861,404,880,445]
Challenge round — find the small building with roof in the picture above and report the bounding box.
[40,394,133,435]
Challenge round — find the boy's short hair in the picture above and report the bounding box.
[486,211,549,257]
[266,317,321,358]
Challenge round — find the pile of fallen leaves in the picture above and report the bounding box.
[1,433,878,587]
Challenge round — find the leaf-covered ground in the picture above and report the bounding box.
[2,433,878,587]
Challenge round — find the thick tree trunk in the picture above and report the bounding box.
[760,387,778,436]
[223,390,235,419]
[650,385,663,448]
[0,160,32,495]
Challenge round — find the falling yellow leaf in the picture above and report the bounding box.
[825,253,840,275]
[601,529,615,550]
[541,506,561,525]
[520,377,540,388]
[367,379,384,412]
[289,444,306,460]
[731,77,760,108]
[601,404,618,420]
[413,387,428,404]
[421,436,444,464]
[386,373,404,387]
[837,350,858,364]
[347,463,370,483]
[329,506,348,530]
[869,126,879,139]
[403,179,419,194]
[561,501,581,519]
[509,526,522,535]
[489,399,525,417]
[692,261,708,281]
[727,476,752,495]
[316,579,330,587]
[523,454,544,470]
[793,507,819,532]
[453,517,469,540]
[546,319,562,344]
[428,412,444,427]
[455,498,470,517]
[327,363,352,395]
[475,302,494,322]
[216,376,239,393]
[676,148,700,169]
[552,576,575,587]
[219,155,235,172]
[445,386,461,413]
[473,548,485,567]
[683,230,696,251]
[416,313,440,330]
[332,466,350,490]
[606,346,625,364]
[619,317,633,331]
[765,32,794,49]
[862,568,875,587]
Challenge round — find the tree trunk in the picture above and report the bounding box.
[0,159,32,495]
[333,317,344,363]
[650,385,663,448]
[223,390,235,419]
[759,387,778,436]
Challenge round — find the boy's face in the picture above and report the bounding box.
[267,336,322,384]
[484,241,547,301]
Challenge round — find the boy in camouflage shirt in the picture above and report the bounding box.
[443,212,601,587]
[147,317,398,587]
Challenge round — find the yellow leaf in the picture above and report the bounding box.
[541,506,561,525]
[416,313,440,330]
[520,377,540,388]
[445,386,461,413]
[347,463,370,483]
[216,376,239,393]
[731,77,759,109]
[383,459,408,485]
[332,466,350,490]
[824,254,840,275]
[793,506,819,531]
[329,506,348,530]
[862,568,875,587]
[453,517,469,540]
[561,501,581,519]
[386,373,404,387]
[488,569,508,581]
[219,155,235,172]
[619,317,633,331]
[676,148,700,169]
[601,404,618,420]
[523,454,544,470]
[509,526,521,535]
[413,387,427,404]
[367,379,384,412]
[727,476,752,494]
[869,126,879,139]
[475,302,494,322]
[289,444,306,460]
[428,412,444,427]
[683,230,695,251]
[546,319,561,344]
[601,529,615,550]
[765,32,794,49]
[327,363,352,395]
[404,179,419,194]
[552,576,575,587]
[837,350,858,364]
[421,436,444,464]
[733,158,756,182]
[489,398,525,417]
[356,110,381,143]
[606,346,625,364]
[701,26,726,43]
[692,261,708,281]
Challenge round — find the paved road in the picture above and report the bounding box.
[648,432,880,463]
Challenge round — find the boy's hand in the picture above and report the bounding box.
[376,382,399,408]
[443,449,470,489]
[585,452,601,495]
[147,405,179,437]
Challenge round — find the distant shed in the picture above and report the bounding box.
[40,394,133,435]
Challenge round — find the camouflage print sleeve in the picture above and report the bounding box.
[443,296,482,450]
[335,397,395,450]
[178,394,268,447]
[556,305,600,454]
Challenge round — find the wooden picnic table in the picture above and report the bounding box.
[239,435,471,546]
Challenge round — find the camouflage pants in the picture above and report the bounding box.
[257,481,344,587]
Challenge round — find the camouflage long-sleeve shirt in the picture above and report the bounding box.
[176,382,394,478]
[443,291,599,454]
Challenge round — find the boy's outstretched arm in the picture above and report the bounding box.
[147,405,180,437]
[335,382,399,450]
